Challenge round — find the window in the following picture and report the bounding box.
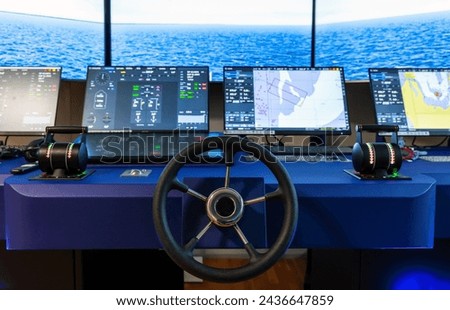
[3,1,449,81]
[0,0,104,80]
[111,0,312,81]
[315,0,450,80]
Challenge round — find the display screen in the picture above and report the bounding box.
[223,66,351,135]
[0,66,61,135]
[0,2,104,80]
[82,66,209,133]
[369,68,450,136]
[316,1,450,80]
[111,0,312,82]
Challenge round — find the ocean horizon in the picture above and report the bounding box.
[1,11,449,81]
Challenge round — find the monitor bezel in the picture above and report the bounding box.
[82,65,211,134]
[369,67,450,137]
[222,66,352,137]
[0,66,62,137]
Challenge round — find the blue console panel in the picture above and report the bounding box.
[0,157,28,240]
[3,160,438,250]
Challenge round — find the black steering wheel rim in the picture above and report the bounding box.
[153,135,298,283]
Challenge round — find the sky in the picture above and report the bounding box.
[0,0,103,22]
[1,0,450,25]
[110,0,312,25]
[317,0,450,24]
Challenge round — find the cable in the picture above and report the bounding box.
[411,136,449,148]
[264,134,285,146]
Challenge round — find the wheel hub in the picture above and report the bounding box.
[206,187,244,227]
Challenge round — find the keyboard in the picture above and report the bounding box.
[85,132,211,164]
[242,154,351,163]
[420,155,450,162]
[0,145,33,159]
[267,145,353,156]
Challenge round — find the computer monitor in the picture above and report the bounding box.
[369,68,450,136]
[223,66,351,136]
[0,66,61,136]
[82,66,210,163]
[82,66,209,133]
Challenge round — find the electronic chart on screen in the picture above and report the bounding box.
[82,66,209,133]
[369,68,450,136]
[0,66,61,135]
[223,66,351,136]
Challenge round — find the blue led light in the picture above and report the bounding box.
[392,269,450,290]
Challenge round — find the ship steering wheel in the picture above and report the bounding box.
[153,135,298,282]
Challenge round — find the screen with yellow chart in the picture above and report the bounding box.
[369,68,450,136]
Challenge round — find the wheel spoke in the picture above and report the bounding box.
[186,188,208,202]
[244,188,284,206]
[233,224,250,245]
[184,221,214,252]
[171,178,189,192]
[233,224,261,262]
[244,242,262,263]
[184,237,199,253]
[224,165,231,188]
[244,195,266,206]
[265,188,284,201]
[171,178,207,202]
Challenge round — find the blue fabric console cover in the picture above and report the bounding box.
[2,158,443,250]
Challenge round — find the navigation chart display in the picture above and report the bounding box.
[223,66,350,135]
[369,68,450,136]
